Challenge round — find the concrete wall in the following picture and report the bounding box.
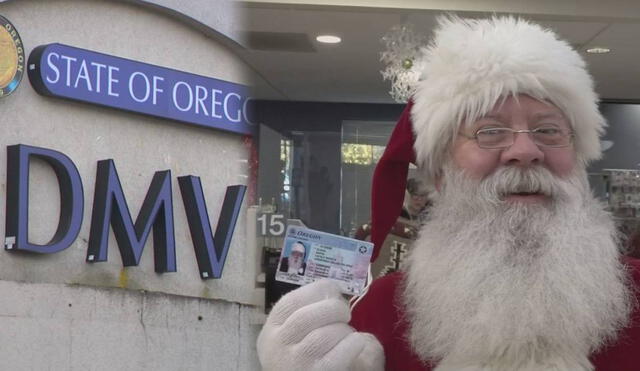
[0,280,261,371]
[0,1,261,369]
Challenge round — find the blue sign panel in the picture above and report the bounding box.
[27,43,254,135]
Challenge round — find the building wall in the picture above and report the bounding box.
[0,1,261,369]
[0,280,261,370]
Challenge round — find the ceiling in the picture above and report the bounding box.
[236,0,640,104]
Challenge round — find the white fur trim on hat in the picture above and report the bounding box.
[291,242,306,254]
[411,16,605,178]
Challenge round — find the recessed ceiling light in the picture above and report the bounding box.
[586,47,611,54]
[316,35,341,44]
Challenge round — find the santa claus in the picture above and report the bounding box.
[256,16,640,371]
[280,241,307,275]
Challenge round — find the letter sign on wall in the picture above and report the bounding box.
[27,43,254,135]
[5,144,84,253]
[4,144,247,280]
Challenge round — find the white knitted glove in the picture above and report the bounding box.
[257,279,385,371]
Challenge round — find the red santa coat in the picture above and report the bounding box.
[350,257,640,371]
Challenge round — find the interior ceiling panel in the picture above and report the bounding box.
[589,22,640,47]
[243,31,317,52]
[239,2,640,103]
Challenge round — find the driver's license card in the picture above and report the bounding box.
[275,225,373,295]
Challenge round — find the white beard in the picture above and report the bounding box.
[403,165,633,371]
[288,257,303,274]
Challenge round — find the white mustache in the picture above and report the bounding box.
[478,167,556,201]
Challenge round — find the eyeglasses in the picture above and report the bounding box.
[462,127,574,149]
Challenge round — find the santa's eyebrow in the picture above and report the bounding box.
[531,112,566,121]
[476,114,505,121]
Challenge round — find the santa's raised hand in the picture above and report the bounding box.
[257,279,384,371]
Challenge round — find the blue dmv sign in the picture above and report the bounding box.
[27,43,254,135]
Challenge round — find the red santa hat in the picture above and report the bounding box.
[370,16,606,262]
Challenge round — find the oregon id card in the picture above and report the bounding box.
[275,226,373,295]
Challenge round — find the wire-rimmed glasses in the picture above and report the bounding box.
[462,126,574,149]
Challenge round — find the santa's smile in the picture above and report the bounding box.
[504,192,550,204]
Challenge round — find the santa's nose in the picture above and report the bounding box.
[500,131,544,168]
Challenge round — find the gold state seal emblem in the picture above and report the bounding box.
[0,15,23,97]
